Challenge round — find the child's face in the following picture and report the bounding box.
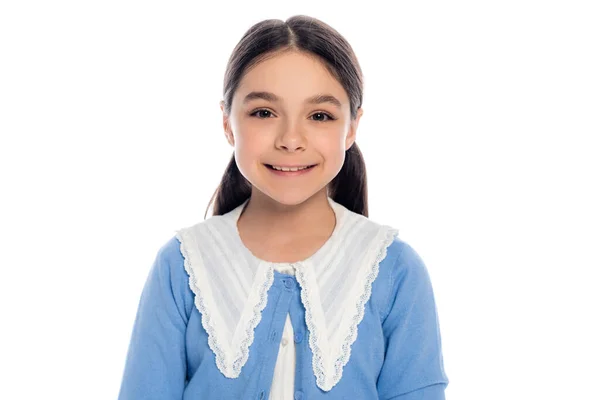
[222,50,362,205]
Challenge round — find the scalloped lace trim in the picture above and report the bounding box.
[230,263,274,377]
[296,226,399,392]
[175,229,275,378]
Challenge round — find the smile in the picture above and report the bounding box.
[264,164,318,176]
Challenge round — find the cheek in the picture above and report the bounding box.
[235,126,271,151]
[314,128,348,152]
[325,129,350,167]
[326,149,346,170]
[233,127,269,168]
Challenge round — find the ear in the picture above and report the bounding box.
[345,107,363,150]
[220,100,234,147]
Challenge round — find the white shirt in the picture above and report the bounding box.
[269,264,296,399]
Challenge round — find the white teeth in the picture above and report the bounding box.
[272,165,311,172]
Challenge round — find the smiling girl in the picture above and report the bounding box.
[118,15,449,400]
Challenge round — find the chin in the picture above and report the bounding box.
[265,192,316,207]
[254,187,329,208]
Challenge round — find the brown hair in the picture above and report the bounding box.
[206,15,368,219]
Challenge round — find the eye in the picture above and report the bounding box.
[249,109,274,119]
[249,109,335,122]
[310,112,335,122]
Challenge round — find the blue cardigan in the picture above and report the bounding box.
[118,235,449,399]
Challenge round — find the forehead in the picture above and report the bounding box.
[235,51,349,105]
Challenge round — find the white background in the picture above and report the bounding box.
[1,1,598,398]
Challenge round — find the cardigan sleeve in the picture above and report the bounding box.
[118,237,193,399]
[376,241,449,400]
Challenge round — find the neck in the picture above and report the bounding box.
[238,189,335,243]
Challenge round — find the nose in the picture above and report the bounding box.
[276,123,306,152]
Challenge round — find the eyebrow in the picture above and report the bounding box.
[242,91,342,109]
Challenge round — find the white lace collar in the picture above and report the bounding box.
[175,197,398,391]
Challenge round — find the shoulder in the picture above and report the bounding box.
[155,235,186,268]
[377,236,434,320]
[147,235,195,317]
[377,235,423,284]
[150,235,192,297]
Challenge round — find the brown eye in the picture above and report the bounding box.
[311,112,334,122]
[250,109,274,119]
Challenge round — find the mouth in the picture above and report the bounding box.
[264,163,318,175]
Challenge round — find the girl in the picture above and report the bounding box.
[118,15,449,400]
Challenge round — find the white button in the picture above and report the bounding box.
[281,338,289,347]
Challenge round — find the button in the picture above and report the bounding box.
[284,279,293,289]
[259,391,265,400]
[294,390,304,400]
[281,337,289,347]
[270,330,277,342]
[294,332,303,343]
